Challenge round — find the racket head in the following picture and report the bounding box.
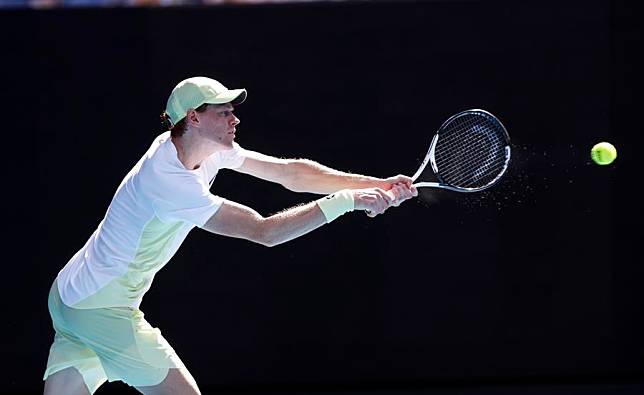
[427,109,511,192]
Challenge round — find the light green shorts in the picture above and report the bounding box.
[43,279,186,393]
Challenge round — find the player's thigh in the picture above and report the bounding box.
[44,366,90,395]
[59,301,186,388]
[135,367,200,395]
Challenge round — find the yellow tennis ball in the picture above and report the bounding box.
[591,142,617,165]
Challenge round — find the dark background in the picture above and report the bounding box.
[3,0,643,394]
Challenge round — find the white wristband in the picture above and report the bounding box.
[316,189,355,223]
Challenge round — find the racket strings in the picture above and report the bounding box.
[438,141,506,187]
[437,137,505,186]
[441,150,507,187]
[440,150,504,182]
[438,128,501,167]
[440,152,505,188]
[438,131,505,178]
[434,114,508,189]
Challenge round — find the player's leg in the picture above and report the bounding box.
[48,278,196,393]
[135,367,201,395]
[66,306,195,392]
[43,366,90,395]
[44,280,108,395]
[43,332,108,395]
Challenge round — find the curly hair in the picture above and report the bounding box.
[160,103,210,138]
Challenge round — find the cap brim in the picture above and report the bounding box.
[205,89,247,106]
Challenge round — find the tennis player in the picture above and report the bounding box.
[43,76,417,395]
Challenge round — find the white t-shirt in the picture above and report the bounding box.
[57,132,247,309]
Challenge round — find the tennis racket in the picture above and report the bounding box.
[365,109,510,215]
[409,109,511,193]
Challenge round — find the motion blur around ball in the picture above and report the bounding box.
[591,142,617,165]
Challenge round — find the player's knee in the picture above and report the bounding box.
[136,368,200,395]
[44,367,90,395]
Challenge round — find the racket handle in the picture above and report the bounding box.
[412,182,440,188]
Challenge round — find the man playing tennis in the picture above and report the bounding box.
[43,76,417,395]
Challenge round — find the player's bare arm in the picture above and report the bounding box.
[202,187,396,246]
[236,151,416,195]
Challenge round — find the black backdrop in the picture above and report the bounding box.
[3,0,643,394]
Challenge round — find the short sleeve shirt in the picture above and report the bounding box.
[56,132,247,309]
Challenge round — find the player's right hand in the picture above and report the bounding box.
[352,188,395,217]
[388,182,418,207]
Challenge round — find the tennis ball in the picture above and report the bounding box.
[591,142,617,165]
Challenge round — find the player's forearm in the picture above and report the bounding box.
[284,159,385,194]
[204,200,327,247]
[204,187,397,246]
[258,202,327,247]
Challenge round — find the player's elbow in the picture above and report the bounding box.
[256,233,282,248]
[254,221,282,247]
[259,237,280,248]
[280,159,316,193]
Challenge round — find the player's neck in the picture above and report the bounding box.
[171,134,221,171]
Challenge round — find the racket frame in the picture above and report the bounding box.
[411,109,511,193]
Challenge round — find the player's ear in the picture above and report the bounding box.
[186,108,199,126]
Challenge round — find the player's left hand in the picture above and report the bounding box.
[381,174,414,190]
